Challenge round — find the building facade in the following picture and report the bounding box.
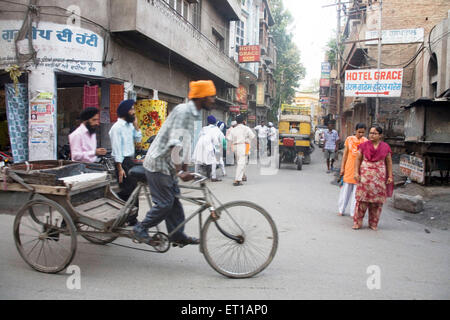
[335,0,450,152]
[228,0,276,127]
[0,0,241,161]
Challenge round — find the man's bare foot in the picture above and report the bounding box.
[338,213,343,216]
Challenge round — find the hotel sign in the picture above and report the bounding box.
[238,45,260,63]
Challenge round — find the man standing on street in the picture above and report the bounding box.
[254,120,269,160]
[267,122,277,157]
[132,80,217,247]
[323,122,340,173]
[69,107,107,162]
[227,114,255,186]
[109,99,142,225]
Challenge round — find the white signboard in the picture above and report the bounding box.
[344,69,403,97]
[365,28,424,45]
[0,20,104,76]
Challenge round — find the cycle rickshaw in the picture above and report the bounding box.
[1,160,278,278]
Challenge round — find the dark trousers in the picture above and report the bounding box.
[137,171,187,241]
[116,157,139,224]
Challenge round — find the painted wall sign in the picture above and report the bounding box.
[0,20,104,76]
[344,69,403,97]
[238,45,261,63]
[365,28,424,45]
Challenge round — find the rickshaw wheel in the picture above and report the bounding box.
[13,199,77,274]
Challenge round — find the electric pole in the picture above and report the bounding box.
[336,0,341,131]
[375,0,382,124]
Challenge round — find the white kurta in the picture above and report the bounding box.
[227,124,255,181]
[192,125,216,165]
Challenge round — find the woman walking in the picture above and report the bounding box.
[338,123,368,217]
[353,126,394,230]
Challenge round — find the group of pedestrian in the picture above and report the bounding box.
[337,122,394,231]
[254,121,277,158]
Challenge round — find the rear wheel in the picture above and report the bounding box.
[297,157,303,170]
[201,201,278,278]
[14,199,77,273]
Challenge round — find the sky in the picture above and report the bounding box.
[283,0,338,90]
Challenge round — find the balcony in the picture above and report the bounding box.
[110,0,240,87]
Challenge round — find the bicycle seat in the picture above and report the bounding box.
[128,165,147,183]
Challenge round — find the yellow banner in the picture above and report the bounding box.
[135,99,167,149]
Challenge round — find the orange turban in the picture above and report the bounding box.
[188,80,216,99]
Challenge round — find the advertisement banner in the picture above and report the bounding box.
[135,100,167,150]
[344,69,403,97]
[229,106,240,113]
[320,79,330,87]
[5,83,28,163]
[238,45,261,63]
[256,82,265,106]
[236,85,248,104]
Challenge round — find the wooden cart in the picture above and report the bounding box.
[1,160,137,273]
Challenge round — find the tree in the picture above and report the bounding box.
[269,0,305,123]
[325,36,344,68]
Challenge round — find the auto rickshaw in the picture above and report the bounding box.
[278,114,313,170]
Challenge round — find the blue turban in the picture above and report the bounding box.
[207,115,216,125]
[117,99,135,118]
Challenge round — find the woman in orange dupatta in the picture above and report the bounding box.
[353,126,394,230]
[338,123,368,217]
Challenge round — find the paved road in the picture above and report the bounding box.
[0,149,449,299]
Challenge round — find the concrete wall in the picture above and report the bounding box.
[110,0,239,87]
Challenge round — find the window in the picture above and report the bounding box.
[166,0,189,20]
[235,20,245,53]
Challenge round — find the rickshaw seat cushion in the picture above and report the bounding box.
[128,165,147,183]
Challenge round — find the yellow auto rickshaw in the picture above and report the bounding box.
[278,113,313,170]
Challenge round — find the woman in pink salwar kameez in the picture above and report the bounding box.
[353,126,394,230]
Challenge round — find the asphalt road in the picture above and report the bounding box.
[0,148,449,299]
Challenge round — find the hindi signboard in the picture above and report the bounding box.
[344,69,403,97]
[365,28,424,45]
[400,154,425,184]
[238,45,260,63]
[320,78,330,87]
[321,62,331,79]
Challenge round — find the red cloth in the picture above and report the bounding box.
[109,84,124,122]
[358,141,393,197]
[83,85,99,109]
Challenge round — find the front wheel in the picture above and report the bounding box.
[201,201,278,278]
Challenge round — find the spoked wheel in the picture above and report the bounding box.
[13,199,77,273]
[77,224,118,245]
[201,201,278,278]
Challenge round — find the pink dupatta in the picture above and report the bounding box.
[359,141,394,197]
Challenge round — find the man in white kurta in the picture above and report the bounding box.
[227,115,255,186]
[192,115,225,181]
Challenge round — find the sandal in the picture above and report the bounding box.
[233,181,243,186]
[242,176,247,181]
[352,223,361,230]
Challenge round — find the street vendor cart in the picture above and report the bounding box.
[402,96,450,185]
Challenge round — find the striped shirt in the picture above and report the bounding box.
[144,101,200,176]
